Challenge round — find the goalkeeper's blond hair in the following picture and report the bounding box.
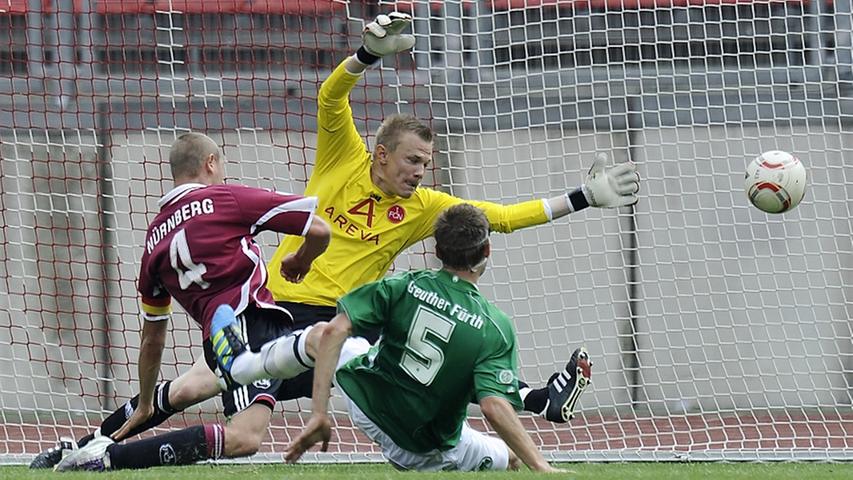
[375,114,433,153]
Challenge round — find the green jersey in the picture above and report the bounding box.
[336,269,523,454]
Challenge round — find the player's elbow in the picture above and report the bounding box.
[479,396,510,424]
[307,217,331,243]
[317,80,346,112]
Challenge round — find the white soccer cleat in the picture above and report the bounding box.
[54,435,114,471]
[29,436,77,469]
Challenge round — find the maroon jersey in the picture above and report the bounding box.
[138,183,316,339]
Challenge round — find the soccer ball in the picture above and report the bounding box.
[744,150,806,214]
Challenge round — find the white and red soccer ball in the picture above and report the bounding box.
[744,150,807,214]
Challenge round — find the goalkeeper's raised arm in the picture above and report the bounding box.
[268,12,642,309]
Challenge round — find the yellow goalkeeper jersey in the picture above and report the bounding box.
[266,61,550,307]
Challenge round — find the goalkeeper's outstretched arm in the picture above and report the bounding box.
[346,12,640,222]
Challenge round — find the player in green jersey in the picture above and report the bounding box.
[284,204,591,472]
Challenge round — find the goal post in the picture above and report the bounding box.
[1,0,851,464]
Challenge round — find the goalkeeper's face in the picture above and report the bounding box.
[376,132,432,198]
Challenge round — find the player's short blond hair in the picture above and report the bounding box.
[375,114,433,153]
[169,132,221,180]
[434,204,490,271]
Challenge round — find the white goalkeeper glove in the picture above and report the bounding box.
[357,12,415,63]
[571,154,640,209]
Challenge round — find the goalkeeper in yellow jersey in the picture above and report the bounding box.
[266,11,638,414]
[31,12,638,470]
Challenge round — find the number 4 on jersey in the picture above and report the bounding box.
[170,229,210,290]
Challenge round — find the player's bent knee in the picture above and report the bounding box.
[169,378,217,410]
[303,322,328,359]
[223,404,272,458]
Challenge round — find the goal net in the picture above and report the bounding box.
[1,0,851,464]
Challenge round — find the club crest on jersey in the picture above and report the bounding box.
[498,370,514,385]
[387,205,405,223]
[159,444,177,465]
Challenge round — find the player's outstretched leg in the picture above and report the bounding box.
[30,380,184,469]
[543,347,592,423]
[228,326,319,387]
[55,423,228,471]
[29,437,77,469]
[210,304,247,389]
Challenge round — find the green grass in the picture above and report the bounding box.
[3,462,853,479]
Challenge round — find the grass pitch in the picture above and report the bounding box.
[3,462,853,479]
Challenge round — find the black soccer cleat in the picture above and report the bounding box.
[29,437,77,469]
[544,347,592,423]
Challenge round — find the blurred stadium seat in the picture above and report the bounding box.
[0,0,825,76]
[0,0,32,14]
[241,0,345,14]
[73,0,157,14]
[154,0,245,13]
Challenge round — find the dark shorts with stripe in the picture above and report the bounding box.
[202,305,294,417]
[271,301,381,402]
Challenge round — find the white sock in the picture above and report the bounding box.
[263,325,315,378]
[229,326,316,385]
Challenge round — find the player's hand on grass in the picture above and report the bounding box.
[362,12,415,57]
[280,252,312,283]
[284,414,332,463]
[111,401,154,441]
[582,153,640,208]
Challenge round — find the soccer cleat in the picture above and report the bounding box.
[29,437,77,469]
[210,304,247,389]
[544,347,592,423]
[54,435,114,472]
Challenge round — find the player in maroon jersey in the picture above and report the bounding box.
[53,132,336,471]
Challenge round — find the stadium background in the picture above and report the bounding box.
[0,0,851,463]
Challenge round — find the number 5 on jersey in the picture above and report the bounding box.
[400,306,455,386]
[170,229,210,290]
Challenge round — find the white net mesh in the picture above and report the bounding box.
[0,0,851,464]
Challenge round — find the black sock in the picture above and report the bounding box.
[108,424,224,469]
[519,379,550,415]
[78,381,179,447]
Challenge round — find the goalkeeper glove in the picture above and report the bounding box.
[566,154,640,211]
[356,12,416,65]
